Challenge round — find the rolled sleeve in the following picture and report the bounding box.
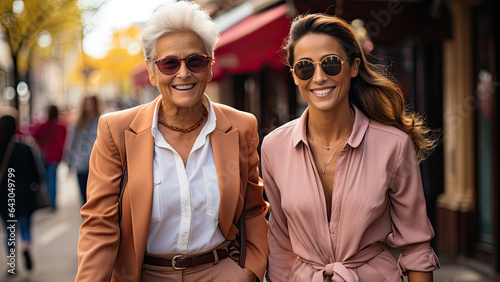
[387,135,440,275]
[398,243,440,275]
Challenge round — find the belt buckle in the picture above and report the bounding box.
[172,255,187,270]
[212,249,219,265]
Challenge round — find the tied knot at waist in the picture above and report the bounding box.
[312,261,358,282]
[307,242,384,282]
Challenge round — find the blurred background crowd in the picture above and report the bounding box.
[0,0,499,280]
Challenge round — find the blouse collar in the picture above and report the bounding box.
[291,105,370,149]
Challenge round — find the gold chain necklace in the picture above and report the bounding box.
[309,132,341,150]
[158,107,207,133]
[308,131,351,174]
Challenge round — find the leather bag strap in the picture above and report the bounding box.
[238,204,246,267]
[118,160,127,222]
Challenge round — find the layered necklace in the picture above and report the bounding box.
[308,130,351,174]
[158,107,207,133]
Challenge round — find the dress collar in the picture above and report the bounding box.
[291,105,369,149]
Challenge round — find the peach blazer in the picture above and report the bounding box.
[76,96,269,282]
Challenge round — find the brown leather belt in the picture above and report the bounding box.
[143,249,230,270]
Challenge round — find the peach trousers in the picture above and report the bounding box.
[141,257,250,282]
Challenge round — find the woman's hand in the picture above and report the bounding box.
[243,267,256,282]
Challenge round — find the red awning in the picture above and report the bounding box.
[212,4,290,80]
[132,63,151,88]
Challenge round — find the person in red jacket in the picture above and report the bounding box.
[32,105,66,209]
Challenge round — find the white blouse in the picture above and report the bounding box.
[146,95,226,255]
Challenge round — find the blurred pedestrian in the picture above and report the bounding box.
[76,2,268,281]
[66,95,101,205]
[263,14,439,282]
[32,105,66,209]
[0,108,44,273]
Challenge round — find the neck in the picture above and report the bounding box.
[159,101,205,129]
[307,103,354,146]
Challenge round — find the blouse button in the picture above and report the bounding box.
[190,154,195,160]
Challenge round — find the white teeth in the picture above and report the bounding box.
[174,84,195,90]
[312,88,333,96]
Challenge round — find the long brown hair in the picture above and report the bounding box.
[284,14,437,161]
[76,95,101,131]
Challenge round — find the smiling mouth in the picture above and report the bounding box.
[312,87,335,96]
[173,84,195,90]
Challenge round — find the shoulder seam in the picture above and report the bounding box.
[367,122,407,140]
[264,120,297,140]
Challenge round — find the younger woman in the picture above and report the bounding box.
[262,14,440,282]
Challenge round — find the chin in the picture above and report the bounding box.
[171,94,203,108]
[309,100,336,111]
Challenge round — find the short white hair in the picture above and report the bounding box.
[141,1,219,69]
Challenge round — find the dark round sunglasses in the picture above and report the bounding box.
[154,54,213,75]
[291,54,347,80]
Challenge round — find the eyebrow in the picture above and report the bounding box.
[159,52,207,59]
[296,54,343,61]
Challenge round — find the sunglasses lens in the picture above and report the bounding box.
[294,60,315,80]
[157,57,180,75]
[321,55,342,76]
[186,55,210,73]
[156,55,210,75]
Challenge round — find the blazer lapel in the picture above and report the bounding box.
[124,96,158,267]
[211,104,241,238]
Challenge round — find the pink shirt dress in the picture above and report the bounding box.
[262,106,440,282]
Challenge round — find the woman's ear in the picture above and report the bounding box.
[350,58,361,78]
[145,59,157,86]
[292,70,300,86]
[207,60,213,82]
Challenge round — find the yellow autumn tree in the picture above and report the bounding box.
[0,0,84,110]
[69,24,145,97]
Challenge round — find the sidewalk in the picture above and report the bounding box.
[433,256,500,282]
[1,163,81,281]
[390,247,500,282]
[1,163,499,281]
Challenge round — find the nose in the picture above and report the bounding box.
[312,63,326,83]
[176,60,190,79]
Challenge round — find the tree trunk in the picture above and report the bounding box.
[11,53,20,113]
[26,64,32,125]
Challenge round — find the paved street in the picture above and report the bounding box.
[0,164,498,281]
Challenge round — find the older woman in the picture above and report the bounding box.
[262,14,439,282]
[76,2,268,281]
